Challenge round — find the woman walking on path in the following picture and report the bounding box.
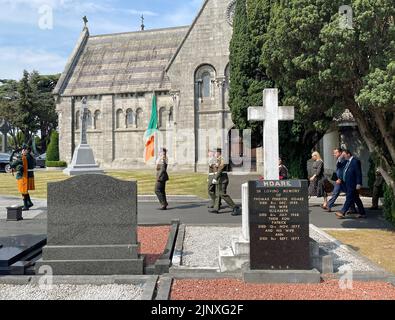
[308,151,328,209]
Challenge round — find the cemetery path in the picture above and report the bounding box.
[0,195,392,238]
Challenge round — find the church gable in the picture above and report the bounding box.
[166,0,234,76]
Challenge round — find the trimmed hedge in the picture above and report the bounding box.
[46,131,59,162]
[383,184,395,226]
[46,161,67,168]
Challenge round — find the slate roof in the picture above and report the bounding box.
[56,26,189,96]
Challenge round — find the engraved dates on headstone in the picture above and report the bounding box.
[248,180,310,270]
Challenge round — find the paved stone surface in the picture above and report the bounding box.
[0,196,46,220]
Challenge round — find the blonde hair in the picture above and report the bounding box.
[312,151,322,160]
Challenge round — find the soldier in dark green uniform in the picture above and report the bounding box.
[370,169,384,210]
[10,144,36,210]
[155,148,169,210]
[209,148,241,216]
[207,149,217,208]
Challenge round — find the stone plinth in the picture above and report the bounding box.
[63,144,103,176]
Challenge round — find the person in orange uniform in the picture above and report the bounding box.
[10,144,36,211]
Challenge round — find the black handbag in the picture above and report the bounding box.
[323,178,334,193]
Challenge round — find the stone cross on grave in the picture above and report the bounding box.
[248,88,295,180]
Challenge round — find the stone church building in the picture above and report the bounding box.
[54,0,245,172]
[54,0,370,182]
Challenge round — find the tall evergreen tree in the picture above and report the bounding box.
[260,0,343,177]
[229,0,272,147]
[16,70,39,144]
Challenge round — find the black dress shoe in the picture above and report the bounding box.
[158,206,167,210]
[22,207,29,211]
[231,206,241,216]
[209,209,219,214]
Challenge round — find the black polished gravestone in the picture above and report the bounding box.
[0,234,46,275]
[248,180,310,270]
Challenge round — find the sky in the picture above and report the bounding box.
[0,0,204,80]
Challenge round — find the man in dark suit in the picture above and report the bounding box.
[155,148,169,210]
[336,150,366,219]
[326,148,346,212]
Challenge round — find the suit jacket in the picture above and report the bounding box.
[156,157,169,182]
[343,157,363,189]
[335,157,347,180]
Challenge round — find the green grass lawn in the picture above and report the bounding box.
[0,170,208,199]
[325,229,395,274]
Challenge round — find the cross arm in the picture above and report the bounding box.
[248,106,295,121]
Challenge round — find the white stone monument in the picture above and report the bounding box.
[219,88,295,272]
[63,97,104,176]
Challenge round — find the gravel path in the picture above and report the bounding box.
[182,226,241,268]
[181,226,378,272]
[171,279,395,300]
[0,284,144,300]
[138,225,170,265]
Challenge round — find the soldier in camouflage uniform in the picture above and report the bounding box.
[209,148,241,216]
[10,144,36,211]
[155,148,169,210]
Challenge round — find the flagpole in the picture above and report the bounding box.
[153,91,158,163]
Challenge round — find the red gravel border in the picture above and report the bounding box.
[138,226,171,265]
[171,279,395,300]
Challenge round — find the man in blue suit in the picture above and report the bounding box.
[326,148,346,212]
[336,150,366,219]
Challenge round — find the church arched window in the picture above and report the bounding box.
[75,111,80,130]
[87,110,93,129]
[202,72,211,97]
[159,107,166,129]
[116,109,123,129]
[195,64,216,102]
[94,110,101,130]
[168,107,174,127]
[225,63,230,87]
[126,109,135,128]
[136,108,143,128]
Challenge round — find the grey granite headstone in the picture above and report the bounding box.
[35,174,144,275]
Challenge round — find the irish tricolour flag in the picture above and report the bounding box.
[144,94,158,162]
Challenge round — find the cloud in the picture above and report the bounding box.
[0,47,67,79]
[126,9,158,17]
[0,0,112,12]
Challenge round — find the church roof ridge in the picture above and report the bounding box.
[89,25,189,39]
